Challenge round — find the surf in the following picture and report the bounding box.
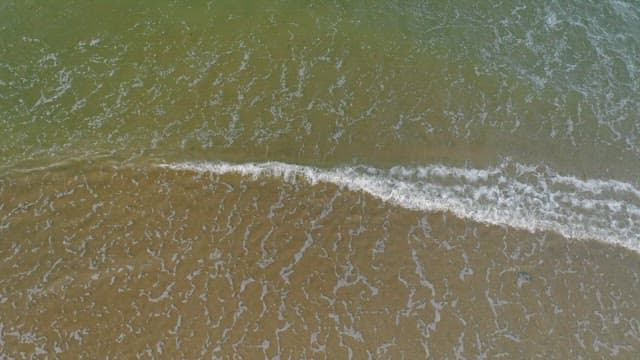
[158,160,640,253]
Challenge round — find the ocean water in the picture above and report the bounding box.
[1,0,639,357]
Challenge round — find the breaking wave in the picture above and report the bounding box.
[159,160,640,253]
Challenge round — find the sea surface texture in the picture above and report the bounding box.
[1,0,639,358]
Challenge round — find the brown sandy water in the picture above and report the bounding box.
[1,163,638,358]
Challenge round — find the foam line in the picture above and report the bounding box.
[158,161,640,253]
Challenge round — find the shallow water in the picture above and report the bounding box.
[1,164,639,358]
[2,1,640,179]
[1,0,640,357]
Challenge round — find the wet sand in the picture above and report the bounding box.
[1,164,639,358]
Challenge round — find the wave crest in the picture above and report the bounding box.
[158,161,640,252]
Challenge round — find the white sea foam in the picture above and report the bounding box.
[158,161,640,253]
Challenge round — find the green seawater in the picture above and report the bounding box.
[2,0,639,181]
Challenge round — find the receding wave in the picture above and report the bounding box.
[159,160,640,253]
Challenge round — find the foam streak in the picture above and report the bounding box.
[158,161,640,252]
